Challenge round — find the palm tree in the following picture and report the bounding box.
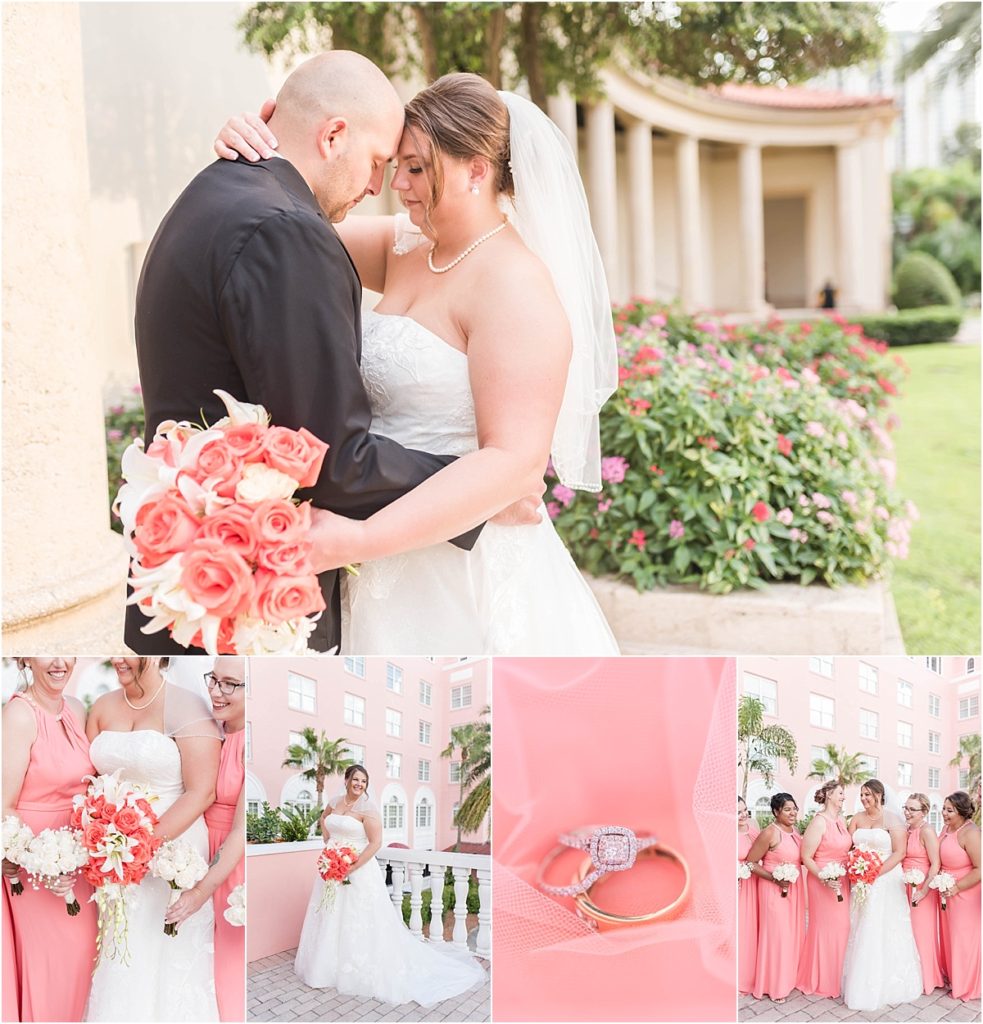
[949,733,981,822]
[738,696,798,800]
[806,744,870,786]
[281,728,353,809]
[441,709,491,848]
[898,3,981,84]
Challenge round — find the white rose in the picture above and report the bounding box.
[234,464,298,505]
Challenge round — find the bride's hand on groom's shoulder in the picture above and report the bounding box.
[214,99,278,162]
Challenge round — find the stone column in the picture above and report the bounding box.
[626,119,657,299]
[835,141,865,310]
[675,133,703,311]
[546,84,578,162]
[585,99,619,296]
[2,3,127,651]
[737,142,766,315]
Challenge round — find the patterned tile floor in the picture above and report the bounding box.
[739,989,982,1023]
[248,949,491,1023]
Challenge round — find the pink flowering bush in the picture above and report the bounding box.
[547,302,917,594]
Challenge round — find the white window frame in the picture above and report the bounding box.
[742,672,778,716]
[928,766,941,789]
[344,742,365,764]
[450,683,473,710]
[344,656,365,678]
[858,662,878,694]
[859,708,879,740]
[386,663,403,694]
[809,692,835,730]
[897,721,913,748]
[287,672,316,714]
[928,731,941,755]
[383,796,405,830]
[809,656,833,678]
[385,707,402,738]
[449,761,462,784]
[858,754,879,776]
[418,719,432,745]
[415,797,433,830]
[386,751,401,779]
[897,679,913,708]
[419,679,433,707]
[959,694,980,719]
[344,692,366,729]
[898,761,912,787]
[928,693,941,718]
[417,759,431,782]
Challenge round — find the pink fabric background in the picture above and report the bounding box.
[492,657,736,1022]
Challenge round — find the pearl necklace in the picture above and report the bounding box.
[122,674,167,711]
[427,220,507,274]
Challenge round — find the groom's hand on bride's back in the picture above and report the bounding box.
[214,101,278,162]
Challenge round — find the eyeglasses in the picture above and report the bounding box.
[204,672,244,696]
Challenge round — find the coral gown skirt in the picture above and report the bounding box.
[751,829,804,1001]
[738,827,759,995]
[938,826,981,1001]
[903,828,945,994]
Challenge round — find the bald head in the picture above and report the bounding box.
[274,50,402,137]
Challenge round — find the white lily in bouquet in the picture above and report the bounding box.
[771,863,800,897]
[224,883,245,927]
[20,827,88,915]
[930,871,957,910]
[151,839,209,936]
[1,815,34,895]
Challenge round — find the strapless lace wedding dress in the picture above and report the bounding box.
[841,828,922,1011]
[341,310,619,654]
[85,731,218,1022]
[294,814,485,1006]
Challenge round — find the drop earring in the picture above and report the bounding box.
[471,184,480,196]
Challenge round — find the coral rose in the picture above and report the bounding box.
[256,542,314,577]
[113,806,141,833]
[222,422,267,461]
[251,569,326,623]
[198,505,261,562]
[187,437,243,497]
[83,822,108,848]
[180,540,255,619]
[252,499,311,546]
[133,495,201,569]
[262,426,330,487]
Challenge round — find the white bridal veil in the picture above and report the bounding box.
[499,91,619,492]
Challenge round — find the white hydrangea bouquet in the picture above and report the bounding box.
[150,839,209,936]
[20,827,89,915]
[224,883,245,927]
[930,871,957,910]
[902,867,925,905]
[819,861,846,902]
[771,863,800,897]
[1,815,34,895]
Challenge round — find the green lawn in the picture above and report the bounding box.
[891,339,980,654]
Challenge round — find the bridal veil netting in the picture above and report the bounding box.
[499,91,619,493]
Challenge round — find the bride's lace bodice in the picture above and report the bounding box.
[90,731,185,810]
[325,813,370,854]
[360,310,477,455]
[852,828,893,859]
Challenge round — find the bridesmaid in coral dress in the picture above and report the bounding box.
[1,658,98,1022]
[738,796,760,996]
[902,792,945,994]
[748,793,805,1003]
[796,780,851,998]
[164,656,246,1022]
[3,886,18,1022]
[937,791,981,1001]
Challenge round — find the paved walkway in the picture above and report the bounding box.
[248,949,491,1023]
[739,989,981,1022]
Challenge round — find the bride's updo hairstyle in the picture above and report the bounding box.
[403,73,514,240]
[862,779,886,806]
[345,764,370,793]
[813,779,843,807]
[770,792,797,817]
[945,790,975,821]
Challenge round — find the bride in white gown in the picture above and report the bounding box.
[294,766,485,1006]
[841,780,922,1011]
[218,74,620,655]
[84,658,222,1022]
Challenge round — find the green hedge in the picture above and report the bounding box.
[400,868,480,928]
[894,251,962,309]
[854,306,963,346]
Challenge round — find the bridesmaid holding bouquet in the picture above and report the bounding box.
[796,780,852,998]
[902,792,945,994]
[747,793,804,1003]
[737,796,760,996]
[937,791,981,1002]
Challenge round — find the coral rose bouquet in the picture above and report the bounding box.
[71,771,162,965]
[115,390,331,655]
[902,867,925,905]
[150,839,209,936]
[818,861,846,902]
[316,845,357,913]
[930,870,957,910]
[846,844,883,908]
[224,883,246,927]
[20,827,89,915]
[771,862,799,897]
[2,815,34,895]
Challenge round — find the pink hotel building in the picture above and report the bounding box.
[246,656,491,852]
[741,655,981,831]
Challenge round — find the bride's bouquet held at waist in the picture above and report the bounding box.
[115,389,330,655]
[316,845,357,913]
[846,845,883,908]
[70,771,163,966]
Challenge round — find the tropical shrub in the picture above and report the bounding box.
[854,307,963,346]
[278,803,320,842]
[546,302,917,595]
[893,251,962,309]
[246,801,283,844]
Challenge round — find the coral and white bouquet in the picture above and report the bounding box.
[224,883,246,927]
[20,827,89,915]
[115,389,330,655]
[771,863,800,897]
[151,839,209,936]
[846,845,883,908]
[316,845,357,913]
[71,772,162,965]
[1,815,34,895]
[819,861,846,902]
[902,867,926,905]
[930,871,957,910]
[738,861,752,886]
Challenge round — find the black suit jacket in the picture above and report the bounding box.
[125,156,478,653]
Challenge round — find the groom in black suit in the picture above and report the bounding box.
[125,51,479,653]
